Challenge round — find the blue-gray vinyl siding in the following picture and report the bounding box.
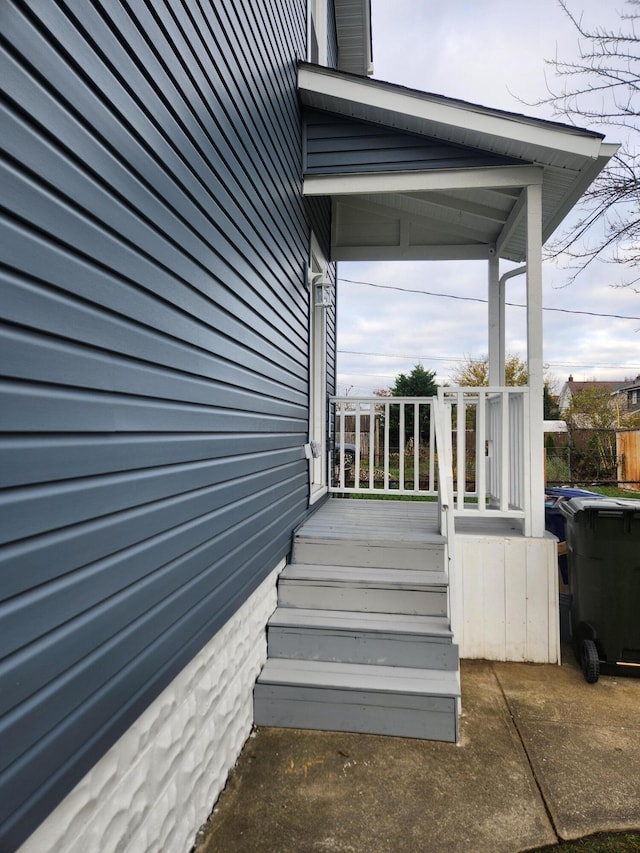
[303,108,522,174]
[0,1,333,849]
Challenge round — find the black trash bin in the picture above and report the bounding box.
[560,497,640,683]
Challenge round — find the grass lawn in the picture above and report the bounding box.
[531,832,640,851]
[584,485,640,499]
[347,492,438,501]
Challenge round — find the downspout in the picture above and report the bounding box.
[498,265,527,385]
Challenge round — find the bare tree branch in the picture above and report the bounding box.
[530,3,640,286]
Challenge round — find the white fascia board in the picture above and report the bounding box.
[304,165,544,197]
[600,142,621,158]
[298,66,605,160]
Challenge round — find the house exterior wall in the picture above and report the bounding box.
[16,564,282,853]
[0,1,334,849]
[303,108,520,175]
[558,378,627,423]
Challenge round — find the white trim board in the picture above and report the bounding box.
[304,165,544,197]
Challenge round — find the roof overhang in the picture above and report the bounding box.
[299,63,618,262]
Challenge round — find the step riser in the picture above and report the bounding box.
[293,541,444,571]
[254,686,458,742]
[268,628,458,670]
[278,582,448,616]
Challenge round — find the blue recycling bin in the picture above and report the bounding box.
[544,487,602,584]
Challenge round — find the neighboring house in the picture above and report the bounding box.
[558,374,634,426]
[616,375,640,417]
[0,3,616,852]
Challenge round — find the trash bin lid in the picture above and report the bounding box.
[545,487,603,508]
[559,496,640,520]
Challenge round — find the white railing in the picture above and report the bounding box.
[432,394,459,642]
[328,397,438,496]
[437,386,530,520]
[329,388,530,524]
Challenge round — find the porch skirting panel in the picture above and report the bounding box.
[454,533,559,663]
[17,562,283,853]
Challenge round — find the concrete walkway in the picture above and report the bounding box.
[195,652,640,853]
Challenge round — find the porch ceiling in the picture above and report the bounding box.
[299,63,617,263]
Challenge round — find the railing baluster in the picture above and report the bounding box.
[456,391,465,510]
[476,389,486,511]
[429,403,435,492]
[500,392,510,511]
[339,400,346,491]
[354,402,361,488]
[399,402,405,492]
[414,402,419,490]
[522,390,532,536]
[369,401,375,491]
[384,401,390,491]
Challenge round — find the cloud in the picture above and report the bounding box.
[336,0,640,395]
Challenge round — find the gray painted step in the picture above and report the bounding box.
[292,536,445,571]
[268,607,458,670]
[254,659,460,742]
[278,564,448,615]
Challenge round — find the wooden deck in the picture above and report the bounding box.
[297,497,442,543]
[298,497,527,542]
[255,496,460,742]
[287,496,559,666]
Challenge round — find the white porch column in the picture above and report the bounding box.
[526,183,545,537]
[487,252,501,385]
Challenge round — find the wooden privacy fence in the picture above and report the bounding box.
[617,429,640,491]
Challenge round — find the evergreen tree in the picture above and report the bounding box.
[386,364,438,442]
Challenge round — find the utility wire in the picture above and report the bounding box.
[338,348,640,369]
[338,349,640,371]
[339,349,469,363]
[338,277,640,322]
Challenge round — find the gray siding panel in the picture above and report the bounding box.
[327,0,338,67]
[304,108,521,173]
[0,0,334,848]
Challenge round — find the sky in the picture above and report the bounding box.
[335,0,640,396]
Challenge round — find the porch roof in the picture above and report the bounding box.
[298,63,617,262]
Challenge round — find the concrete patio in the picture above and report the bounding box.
[194,651,640,853]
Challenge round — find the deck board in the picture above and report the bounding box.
[281,563,447,586]
[269,607,452,637]
[258,658,459,696]
[298,499,442,543]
